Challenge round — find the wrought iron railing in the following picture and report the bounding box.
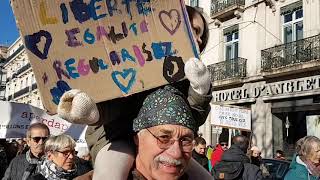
[208,57,247,81]
[211,0,245,17]
[261,34,320,71]
[14,86,30,98]
[16,63,31,75]
[6,45,24,62]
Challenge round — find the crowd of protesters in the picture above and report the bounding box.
[0,123,93,180]
[1,122,320,179]
[0,3,319,179]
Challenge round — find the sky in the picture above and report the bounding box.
[0,0,19,46]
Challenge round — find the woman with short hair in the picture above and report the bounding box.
[285,136,320,180]
[28,134,77,180]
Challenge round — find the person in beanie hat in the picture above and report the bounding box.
[130,86,196,180]
[210,128,229,169]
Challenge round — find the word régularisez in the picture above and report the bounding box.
[53,41,174,80]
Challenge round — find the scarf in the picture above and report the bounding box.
[22,150,43,180]
[38,158,77,180]
[297,156,320,177]
[304,159,320,177]
[26,150,42,165]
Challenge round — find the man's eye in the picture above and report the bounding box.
[180,137,193,145]
[158,135,170,143]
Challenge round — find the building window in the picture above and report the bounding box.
[281,2,303,43]
[32,74,36,84]
[190,0,199,7]
[21,79,24,89]
[224,27,239,60]
[25,77,29,87]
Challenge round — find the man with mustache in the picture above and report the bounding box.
[2,123,50,180]
[130,85,198,180]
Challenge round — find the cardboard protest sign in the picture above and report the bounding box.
[211,104,251,131]
[0,101,87,144]
[11,0,199,113]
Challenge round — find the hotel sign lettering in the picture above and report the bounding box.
[213,75,320,102]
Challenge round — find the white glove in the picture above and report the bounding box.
[57,89,99,125]
[184,58,211,95]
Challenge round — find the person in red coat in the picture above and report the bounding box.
[210,131,229,169]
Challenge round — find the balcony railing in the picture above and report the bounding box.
[16,63,31,76]
[13,86,30,98]
[208,57,247,81]
[261,34,320,71]
[5,45,24,63]
[211,0,245,18]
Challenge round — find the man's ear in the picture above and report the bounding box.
[26,138,31,147]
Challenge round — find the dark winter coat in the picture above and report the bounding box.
[212,145,263,180]
[26,174,46,180]
[74,157,93,177]
[2,154,39,180]
[192,150,209,171]
[0,145,8,179]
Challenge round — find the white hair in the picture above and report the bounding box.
[45,134,75,153]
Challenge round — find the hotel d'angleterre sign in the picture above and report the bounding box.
[213,75,320,102]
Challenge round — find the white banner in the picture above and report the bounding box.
[306,115,320,139]
[0,101,87,144]
[210,104,251,131]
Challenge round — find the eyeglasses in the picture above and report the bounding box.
[31,137,48,143]
[56,150,75,157]
[146,128,194,152]
[220,143,228,147]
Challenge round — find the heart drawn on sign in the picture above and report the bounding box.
[111,68,137,94]
[24,30,52,60]
[159,9,181,35]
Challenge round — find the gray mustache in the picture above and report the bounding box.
[155,155,184,166]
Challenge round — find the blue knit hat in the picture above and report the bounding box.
[133,86,197,133]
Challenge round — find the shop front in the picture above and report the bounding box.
[209,75,320,158]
